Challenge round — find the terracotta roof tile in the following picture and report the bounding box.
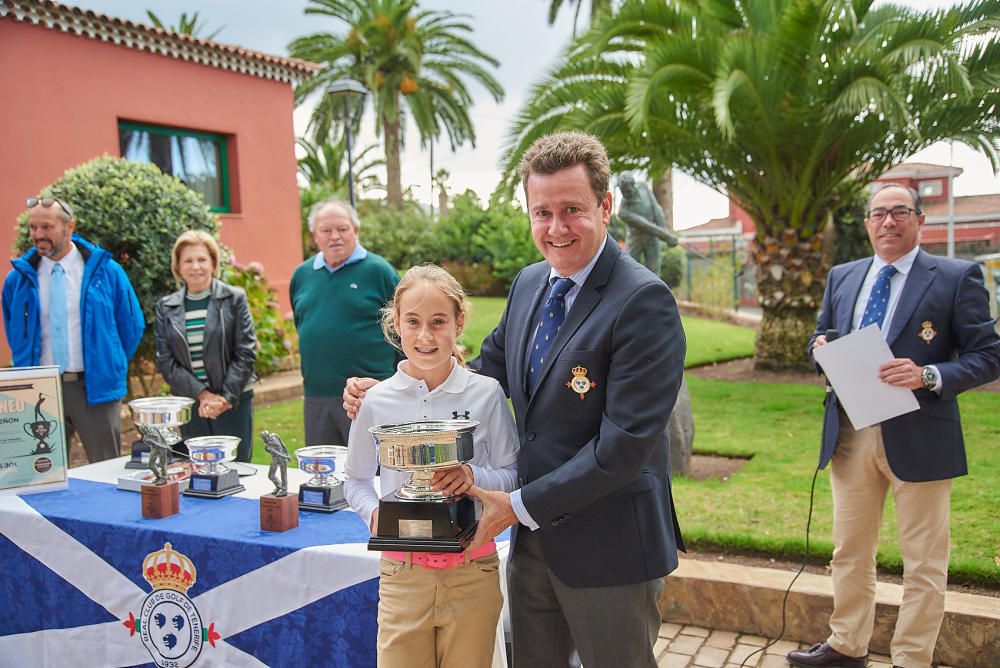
[1,0,320,83]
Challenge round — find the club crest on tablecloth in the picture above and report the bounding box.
[121,542,221,668]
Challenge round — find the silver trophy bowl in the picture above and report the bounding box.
[127,396,195,428]
[368,419,479,501]
[185,435,240,476]
[295,445,349,487]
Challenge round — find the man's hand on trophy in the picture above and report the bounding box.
[343,377,378,420]
[465,486,516,550]
[431,464,474,497]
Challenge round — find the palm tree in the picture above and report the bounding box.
[296,136,385,197]
[546,0,613,36]
[145,10,223,40]
[504,0,1000,370]
[289,0,504,209]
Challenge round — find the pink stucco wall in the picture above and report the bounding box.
[0,19,301,361]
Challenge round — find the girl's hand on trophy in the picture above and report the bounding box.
[369,509,379,536]
[430,464,474,496]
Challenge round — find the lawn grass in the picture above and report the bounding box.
[675,377,1000,586]
[461,296,755,367]
[254,299,997,584]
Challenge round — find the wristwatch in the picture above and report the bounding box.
[921,366,939,390]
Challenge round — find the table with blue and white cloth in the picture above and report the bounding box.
[0,459,381,667]
[0,458,511,668]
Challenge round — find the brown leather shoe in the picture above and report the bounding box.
[787,641,867,667]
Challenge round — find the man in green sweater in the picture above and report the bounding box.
[291,199,400,446]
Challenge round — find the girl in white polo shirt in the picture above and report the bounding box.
[344,264,519,668]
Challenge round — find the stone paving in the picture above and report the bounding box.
[654,623,909,668]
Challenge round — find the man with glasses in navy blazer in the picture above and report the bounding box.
[789,184,1000,668]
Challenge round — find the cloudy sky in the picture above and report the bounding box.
[72,0,1000,229]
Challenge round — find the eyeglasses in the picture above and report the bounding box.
[866,205,919,223]
[26,197,74,219]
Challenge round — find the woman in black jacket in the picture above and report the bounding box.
[155,231,258,462]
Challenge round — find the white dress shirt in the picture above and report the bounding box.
[852,245,940,392]
[37,243,85,372]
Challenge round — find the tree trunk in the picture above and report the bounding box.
[383,117,403,209]
[752,228,827,371]
[652,168,674,231]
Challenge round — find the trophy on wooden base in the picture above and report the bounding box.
[295,446,349,513]
[367,419,479,553]
[127,397,194,519]
[259,431,298,532]
[184,436,245,498]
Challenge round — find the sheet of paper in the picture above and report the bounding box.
[812,324,920,430]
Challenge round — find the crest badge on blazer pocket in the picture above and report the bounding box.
[918,320,937,345]
[566,366,597,400]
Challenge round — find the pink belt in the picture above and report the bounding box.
[383,539,496,569]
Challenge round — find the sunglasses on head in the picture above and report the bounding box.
[26,197,74,219]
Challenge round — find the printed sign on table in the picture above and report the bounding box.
[0,366,67,495]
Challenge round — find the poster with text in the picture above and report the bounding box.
[0,366,68,495]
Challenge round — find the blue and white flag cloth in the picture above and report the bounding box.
[0,479,380,667]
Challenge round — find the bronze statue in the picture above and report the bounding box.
[618,172,678,273]
[138,424,174,485]
[262,431,291,497]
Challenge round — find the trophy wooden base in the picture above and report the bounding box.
[141,481,180,518]
[260,494,299,532]
[183,469,245,498]
[298,483,349,513]
[369,493,477,553]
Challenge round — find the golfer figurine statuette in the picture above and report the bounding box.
[127,396,194,519]
[259,431,298,531]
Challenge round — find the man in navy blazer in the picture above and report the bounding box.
[788,184,1000,668]
[467,132,686,667]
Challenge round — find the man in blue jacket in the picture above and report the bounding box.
[2,196,145,463]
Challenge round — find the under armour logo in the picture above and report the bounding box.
[452,411,470,419]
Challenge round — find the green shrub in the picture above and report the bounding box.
[660,244,686,290]
[17,157,218,394]
[354,200,441,270]
[471,200,541,291]
[440,261,506,296]
[222,262,297,376]
[437,191,491,264]
[437,192,541,294]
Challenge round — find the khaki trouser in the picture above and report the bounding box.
[377,552,503,668]
[827,417,952,668]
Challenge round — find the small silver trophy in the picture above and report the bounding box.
[184,435,245,498]
[295,445,349,513]
[367,419,479,553]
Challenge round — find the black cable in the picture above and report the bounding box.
[740,463,822,668]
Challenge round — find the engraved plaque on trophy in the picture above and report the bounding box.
[127,396,194,519]
[367,420,479,553]
[183,436,245,498]
[295,446,349,513]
